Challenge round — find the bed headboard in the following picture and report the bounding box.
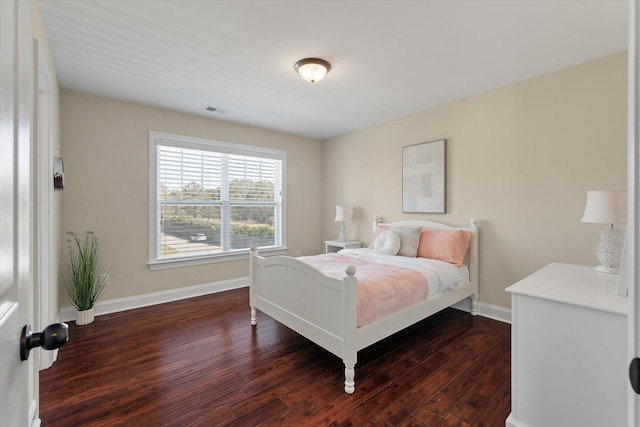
[372,216,479,287]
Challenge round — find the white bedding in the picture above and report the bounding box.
[338,248,470,299]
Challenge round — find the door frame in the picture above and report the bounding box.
[628,1,640,425]
[33,38,57,371]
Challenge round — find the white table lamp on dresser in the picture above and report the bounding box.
[581,190,627,274]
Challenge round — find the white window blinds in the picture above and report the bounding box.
[149,132,285,267]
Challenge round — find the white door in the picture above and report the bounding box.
[0,0,33,425]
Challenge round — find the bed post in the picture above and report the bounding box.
[343,264,358,394]
[372,216,381,236]
[250,245,258,325]
[469,219,479,316]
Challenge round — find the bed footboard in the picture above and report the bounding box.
[250,247,359,393]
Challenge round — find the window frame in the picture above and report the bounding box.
[148,131,287,270]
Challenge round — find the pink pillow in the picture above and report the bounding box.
[417,229,472,267]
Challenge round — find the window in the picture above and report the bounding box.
[148,131,286,269]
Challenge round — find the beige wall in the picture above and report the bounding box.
[323,52,628,309]
[61,52,627,311]
[60,91,323,303]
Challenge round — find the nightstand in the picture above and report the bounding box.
[324,240,362,253]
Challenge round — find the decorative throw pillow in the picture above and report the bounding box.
[391,226,422,257]
[368,224,390,249]
[373,230,401,255]
[417,229,472,267]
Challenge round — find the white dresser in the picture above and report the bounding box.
[506,263,628,427]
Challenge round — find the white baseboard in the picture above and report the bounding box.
[451,299,511,323]
[39,347,58,371]
[29,399,41,427]
[39,312,62,370]
[59,277,249,322]
[60,277,511,325]
[505,413,522,427]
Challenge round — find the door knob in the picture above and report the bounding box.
[630,357,640,394]
[20,323,68,361]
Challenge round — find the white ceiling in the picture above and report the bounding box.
[38,0,629,140]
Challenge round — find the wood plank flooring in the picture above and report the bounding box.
[39,288,511,426]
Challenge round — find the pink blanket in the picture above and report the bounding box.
[298,253,429,328]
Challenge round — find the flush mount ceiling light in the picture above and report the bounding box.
[294,58,331,83]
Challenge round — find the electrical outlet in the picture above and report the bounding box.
[296,250,301,257]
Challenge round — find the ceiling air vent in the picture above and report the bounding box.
[204,105,228,114]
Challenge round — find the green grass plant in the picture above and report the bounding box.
[64,231,110,311]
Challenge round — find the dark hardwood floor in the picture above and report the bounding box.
[40,288,511,426]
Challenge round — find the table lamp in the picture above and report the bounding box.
[581,190,627,274]
[335,205,352,242]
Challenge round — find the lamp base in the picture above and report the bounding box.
[337,222,348,242]
[595,265,620,274]
[594,224,624,275]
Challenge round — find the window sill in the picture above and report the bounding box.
[148,247,288,271]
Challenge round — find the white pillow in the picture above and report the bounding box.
[374,230,401,255]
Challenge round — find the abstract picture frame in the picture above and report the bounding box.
[402,139,445,213]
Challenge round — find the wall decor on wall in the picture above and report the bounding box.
[402,139,445,213]
[53,157,64,190]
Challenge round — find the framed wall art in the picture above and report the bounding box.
[402,139,445,213]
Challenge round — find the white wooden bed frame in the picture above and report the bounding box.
[249,217,478,393]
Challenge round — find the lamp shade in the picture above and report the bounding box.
[335,205,352,222]
[581,190,627,224]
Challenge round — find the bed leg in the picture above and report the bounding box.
[250,308,257,325]
[344,364,355,394]
[470,295,478,316]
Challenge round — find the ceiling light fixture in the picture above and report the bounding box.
[294,58,331,83]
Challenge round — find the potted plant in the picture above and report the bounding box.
[64,230,110,325]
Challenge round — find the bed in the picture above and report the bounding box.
[249,217,478,393]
